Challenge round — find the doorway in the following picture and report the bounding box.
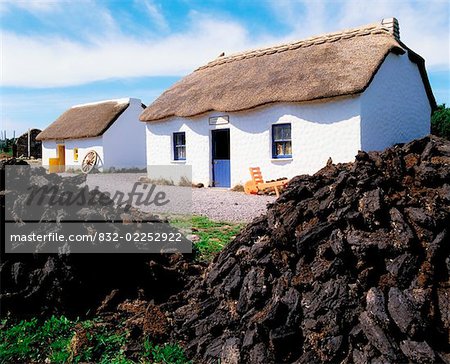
[211,129,230,187]
[57,144,65,171]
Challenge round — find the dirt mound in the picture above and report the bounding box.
[0,162,202,318]
[167,135,450,363]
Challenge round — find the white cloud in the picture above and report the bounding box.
[0,0,61,13]
[1,14,252,87]
[1,1,120,39]
[139,0,169,31]
[339,1,449,70]
[267,0,449,70]
[0,0,448,89]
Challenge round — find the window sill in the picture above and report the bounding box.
[271,157,293,162]
[171,160,186,164]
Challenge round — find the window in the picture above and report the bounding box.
[272,123,292,158]
[73,148,79,162]
[173,132,186,160]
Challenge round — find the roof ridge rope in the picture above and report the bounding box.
[196,25,393,71]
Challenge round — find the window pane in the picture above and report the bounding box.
[273,124,291,141]
[175,146,186,160]
[175,132,185,146]
[273,125,282,140]
[282,125,291,140]
[284,141,292,155]
[178,146,186,159]
[275,142,284,156]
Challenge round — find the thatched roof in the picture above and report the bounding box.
[37,99,132,141]
[140,20,435,122]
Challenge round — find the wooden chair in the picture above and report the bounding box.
[245,167,288,197]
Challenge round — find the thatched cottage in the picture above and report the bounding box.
[37,98,146,170]
[140,18,435,188]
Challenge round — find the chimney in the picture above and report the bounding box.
[381,17,400,41]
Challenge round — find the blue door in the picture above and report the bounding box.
[212,129,230,187]
[213,160,230,187]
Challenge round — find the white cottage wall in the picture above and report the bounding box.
[42,140,58,166]
[146,97,362,187]
[360,52,431,151]
[41,138,104,168]
[64,138,104,168]
[102,98,146,169]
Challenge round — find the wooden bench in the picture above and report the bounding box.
[245,167,288,197]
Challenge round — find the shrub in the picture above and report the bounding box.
[431,104,450,140]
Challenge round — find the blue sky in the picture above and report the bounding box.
[1,0,449,137]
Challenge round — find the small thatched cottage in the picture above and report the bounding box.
[37,98,146,170]
[140,18,435,188]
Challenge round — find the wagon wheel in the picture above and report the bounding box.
[81,150,98,174]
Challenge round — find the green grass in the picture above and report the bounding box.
[0,316,190,364]
[0,316,73,363]
[143,340,191,364]
[170,215,243,262]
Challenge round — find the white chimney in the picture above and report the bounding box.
[381,17,400,41]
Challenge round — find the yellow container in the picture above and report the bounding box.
[49,157,61,173]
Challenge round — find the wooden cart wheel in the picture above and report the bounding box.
[81,150,98,174]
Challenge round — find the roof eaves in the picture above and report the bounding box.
[398,41,437,111]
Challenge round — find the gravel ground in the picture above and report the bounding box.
[191,188,275,222]
[81,173,275,223]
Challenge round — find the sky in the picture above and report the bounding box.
[1,0,449,137]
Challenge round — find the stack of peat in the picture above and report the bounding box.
[167,135,450,363]
[13,128,42,159]
[0,162,200,318]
